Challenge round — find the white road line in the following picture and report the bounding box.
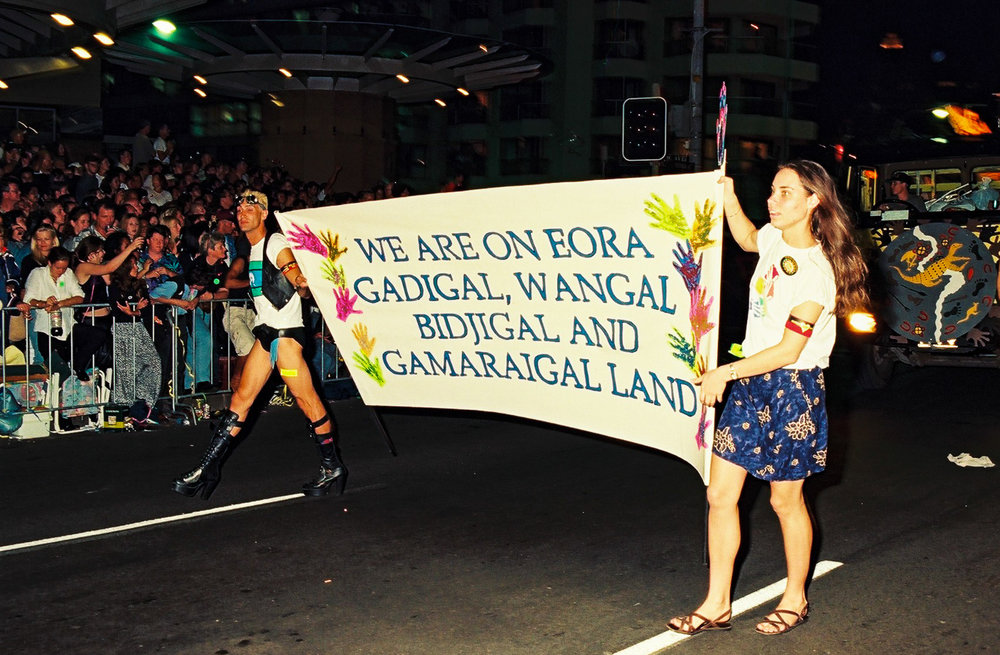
[612,560,844,655]
[0,494,303,555]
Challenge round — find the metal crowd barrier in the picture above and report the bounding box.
[0,298,353,438]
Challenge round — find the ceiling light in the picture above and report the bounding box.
[193,75,207,85]
[396,74,410,83]
[456,87,470,96]
[51,14,74,26]
[479,44,489,52]
[278,68,292,77]
[0,80,8,90]
[93,33,115,46]
[271,98,285,107]
[931,108,949,119]
[194,88,207,98]
[152,20,176,35]
[434,98,447,107]
[71,47,92,60]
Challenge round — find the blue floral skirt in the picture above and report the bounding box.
[713,368,828,481]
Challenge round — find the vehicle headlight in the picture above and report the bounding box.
[847,311,877,333]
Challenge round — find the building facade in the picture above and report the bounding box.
[402,0,820,191]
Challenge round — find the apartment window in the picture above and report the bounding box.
[502,25,549,52]
[449,141,488,177]
[500,136,548,175]
[740,21,778,56]
[448,92,489,125]
[594,19,645,60]
[593,77,645,117]
[741,79,778,116]
[500,83,549,121]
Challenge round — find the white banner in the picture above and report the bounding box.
[277,172,724,482]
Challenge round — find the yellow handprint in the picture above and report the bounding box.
[352,323,376,356]
[691,197,718,253]
[321,231,348,262]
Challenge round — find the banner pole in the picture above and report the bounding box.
[368,406,397,456]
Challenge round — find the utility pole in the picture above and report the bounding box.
[689,0,705,171]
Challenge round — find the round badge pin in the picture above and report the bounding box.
[780,256,798,275]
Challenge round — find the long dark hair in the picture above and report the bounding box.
[778,160,869,316]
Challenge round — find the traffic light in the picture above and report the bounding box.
[621,96,667,162]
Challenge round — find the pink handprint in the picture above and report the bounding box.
[334,286,362,321]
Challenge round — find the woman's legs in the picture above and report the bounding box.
[669,454,747,630]
[757,478,811,633]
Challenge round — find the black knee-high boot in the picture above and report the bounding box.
[302,414,348,497]
[172,410,243,500]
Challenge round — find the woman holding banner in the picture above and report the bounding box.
[668,161,867,636]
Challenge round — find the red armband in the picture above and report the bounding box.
[786,316,815,338]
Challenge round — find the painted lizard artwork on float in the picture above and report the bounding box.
[878,222,997,342]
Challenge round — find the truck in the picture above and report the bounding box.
[841,144,1000,388]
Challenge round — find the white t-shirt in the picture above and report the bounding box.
[248,232,303,329]
[23,266,85,340]
[742,223,836,369]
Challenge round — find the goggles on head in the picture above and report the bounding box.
[236,192,268,210]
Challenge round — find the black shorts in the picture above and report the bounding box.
[252,325,307,353]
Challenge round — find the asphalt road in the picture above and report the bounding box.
[1,360,998,655]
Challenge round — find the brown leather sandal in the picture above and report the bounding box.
[755,605,809,635]
[667,609,733,635]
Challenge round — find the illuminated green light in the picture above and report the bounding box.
[153,19,176,35]
[931,137,949,143]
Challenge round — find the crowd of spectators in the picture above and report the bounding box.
[0,123,419,424]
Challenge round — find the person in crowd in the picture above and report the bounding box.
[5,211,30,265]
[61,206,93,252]
[667,161,869,637]
[121,214,141,241]
[74,234,145,331]
[19,247,109,381]
[0,226,22,346]
[153,124,171,164]
[116,149,131,174]
[1,177,21,214]
[172,190,347,500]
[108,252,161,422]
[44,198,68,234]
[19,225,59,287]
[138,225,183,300]
[75,154,102,203]
[212,187,236,223]
[221,229,255,390]
[147,173,172,207]
[182,231,229,392]
[64,198,116,251]
[133,120,155,166]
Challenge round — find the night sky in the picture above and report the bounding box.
[815,0,1000,143]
